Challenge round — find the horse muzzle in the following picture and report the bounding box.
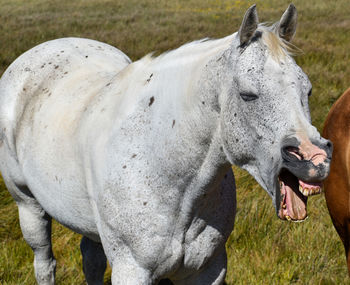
[281,137,332,182]
[276,136,332,222]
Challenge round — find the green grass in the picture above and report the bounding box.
[0,0,349,284]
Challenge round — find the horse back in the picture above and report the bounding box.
[0,37,130,150]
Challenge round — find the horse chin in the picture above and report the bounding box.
[277,169,323,222]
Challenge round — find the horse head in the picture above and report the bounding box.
[220,4,332,221]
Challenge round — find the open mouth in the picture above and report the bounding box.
[278,169,322,222]
[278,146,323,222]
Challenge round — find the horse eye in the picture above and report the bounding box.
[308,88,312,97]
[240,92,259,102]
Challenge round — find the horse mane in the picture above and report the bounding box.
[137,35,234,69]
[136,24,299,69]
[124,24,300,97]
[122,35,234,107]
[259,24,301,60]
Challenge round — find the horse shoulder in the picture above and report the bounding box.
[323,88,350,241]
[323,88,350,180]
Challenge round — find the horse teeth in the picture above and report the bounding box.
[285,215,291,221]
[299,186,323,196]
[316,188,321,194]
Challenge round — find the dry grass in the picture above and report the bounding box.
[1,0,350,284]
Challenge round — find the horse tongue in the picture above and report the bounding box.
[285,183,308,220]
[282,173,308,221]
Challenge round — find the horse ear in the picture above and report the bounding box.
[277,4,297,42]
[239,4,259,47]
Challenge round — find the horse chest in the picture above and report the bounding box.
[145,219,228,281]
[184,219,225,268]
[171,177,236,279]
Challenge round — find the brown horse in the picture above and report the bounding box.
[323,87,350,275]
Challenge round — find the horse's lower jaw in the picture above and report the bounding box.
[277,169,322,222]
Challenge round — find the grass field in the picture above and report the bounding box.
[1,0,350,284]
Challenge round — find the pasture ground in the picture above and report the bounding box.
[0,0,349,284]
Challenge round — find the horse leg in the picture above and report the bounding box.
[334,221,350,276]
[111,258,153,285]
[17,198,56,285]
[80,236,107,284]
[346,244,350,276]
[342,222,350,276]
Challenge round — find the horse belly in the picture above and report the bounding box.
[14,84,107,237]
[24,162,98,238]
[17,107,98,236]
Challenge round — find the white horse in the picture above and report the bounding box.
[0,4,332,285]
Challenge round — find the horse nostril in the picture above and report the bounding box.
[325,139,333,157]
[282,146,303,161]
[326,140,333,149]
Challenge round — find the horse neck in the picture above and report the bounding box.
[144,37,235,186]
